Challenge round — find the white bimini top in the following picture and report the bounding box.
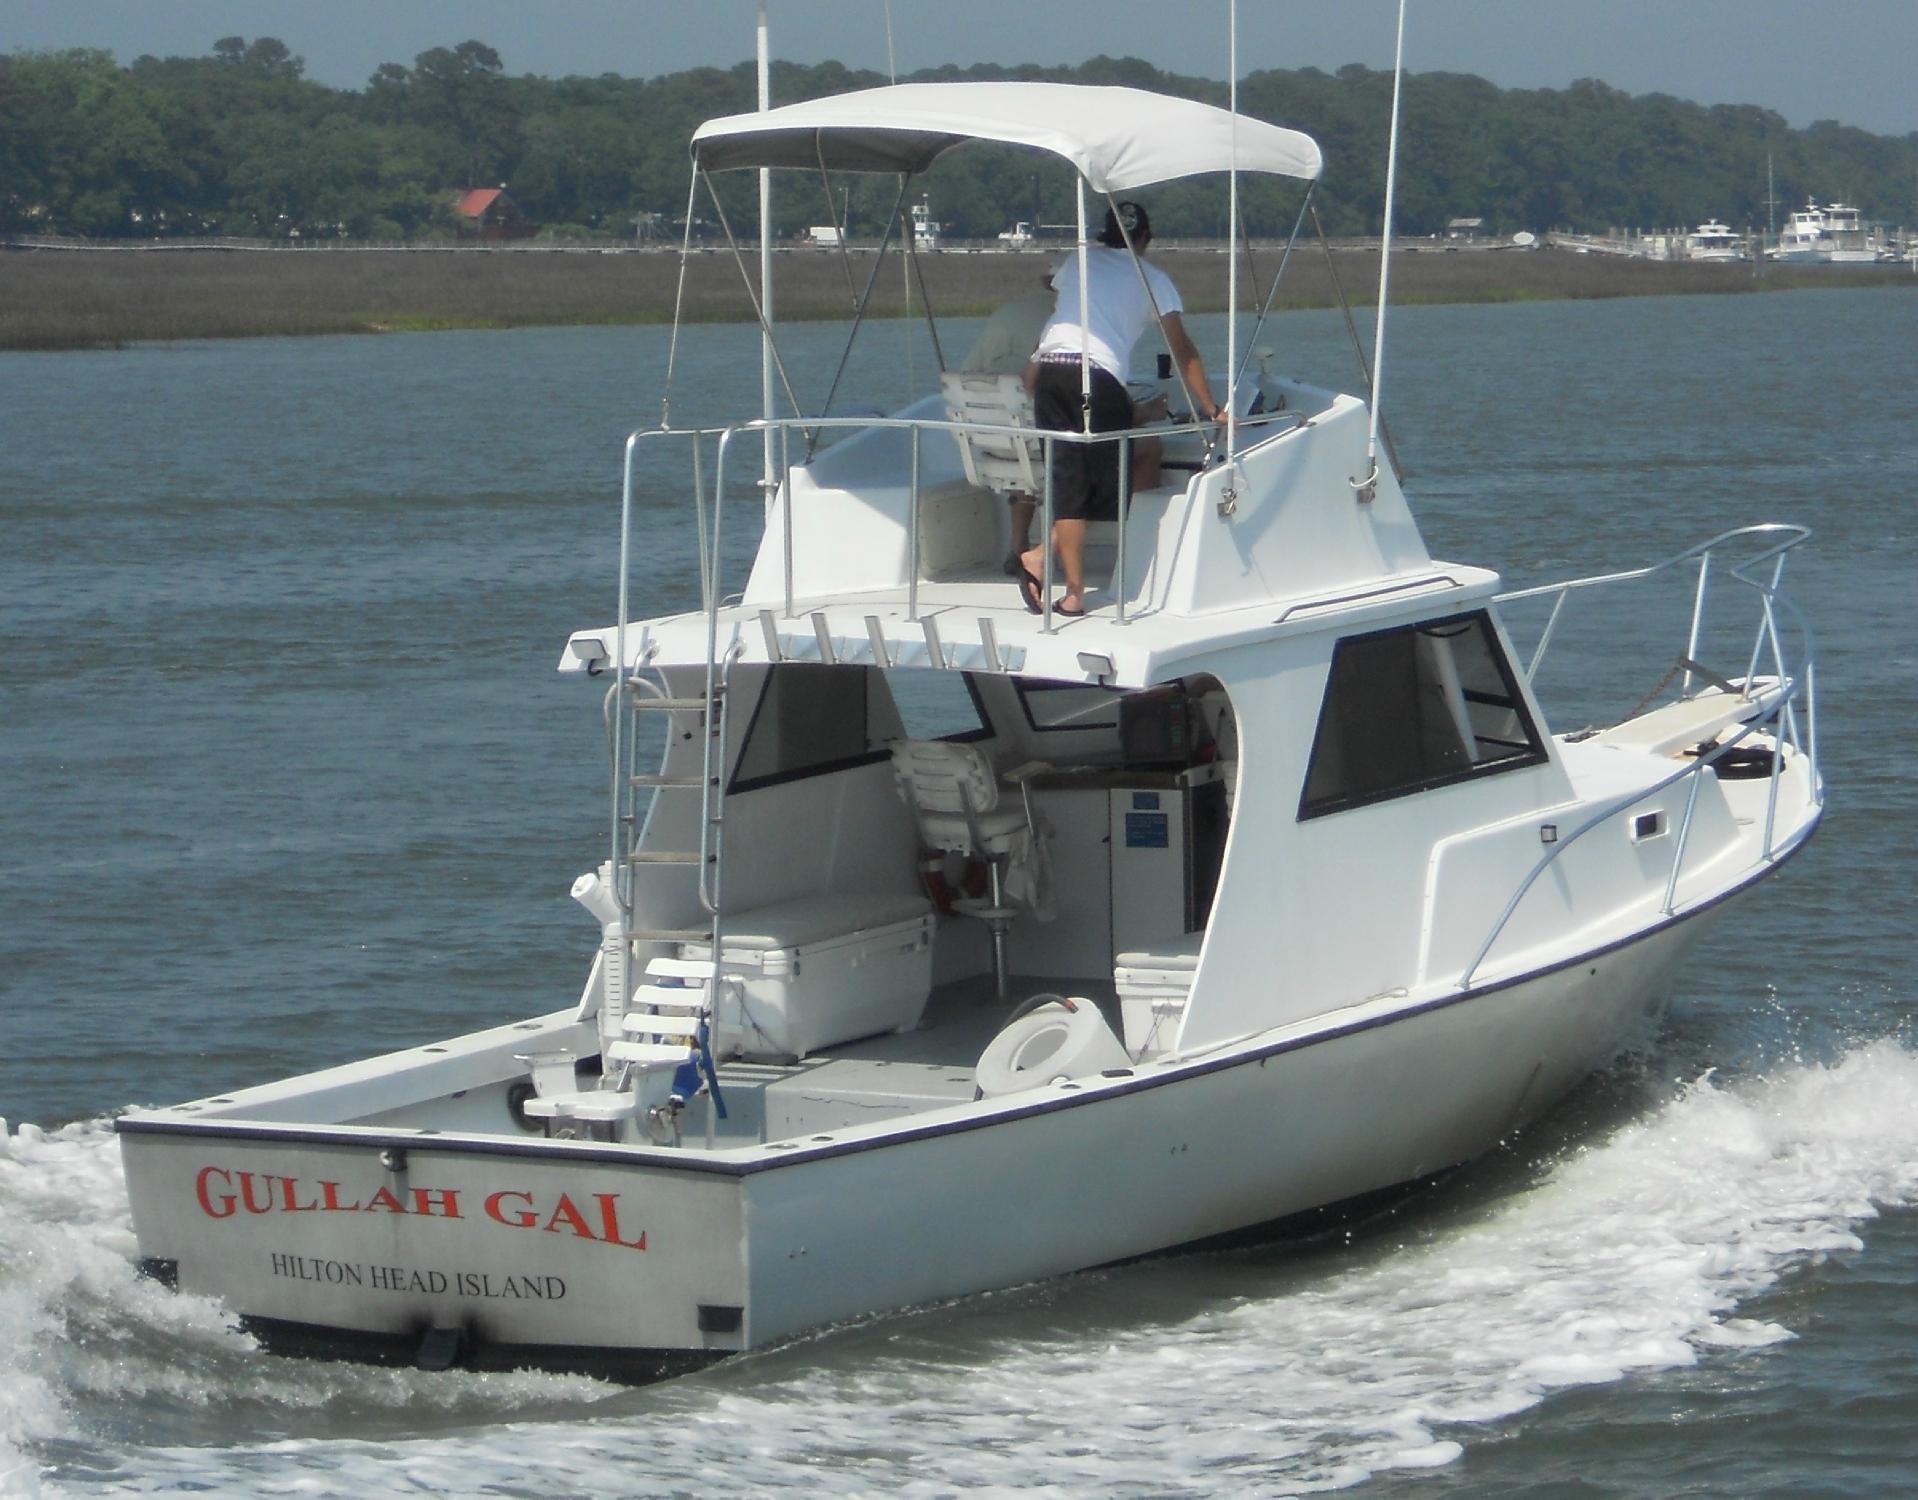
[691,82,1322,189]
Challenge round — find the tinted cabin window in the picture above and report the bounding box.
[732,664,874,790]
[883,667,988,742]
[1300,612,1545,818]
[731,665,991,791]
[1016,681,1123,731]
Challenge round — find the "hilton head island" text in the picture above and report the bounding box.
[269,1253,567,1300]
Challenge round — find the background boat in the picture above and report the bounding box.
[1769,200,1881,263]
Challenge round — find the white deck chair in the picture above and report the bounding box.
[939,371,1042,498]
[890,739,1040,998]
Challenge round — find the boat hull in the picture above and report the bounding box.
[725,909,1711,1348]
[119,908,1719,1377]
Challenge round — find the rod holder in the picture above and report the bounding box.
[977,618,1002,673]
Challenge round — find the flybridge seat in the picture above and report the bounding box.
[935,370,1169,576]
[941,372,1040,499]
[938,368,1183,499]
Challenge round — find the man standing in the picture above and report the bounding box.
[1019,201,1221,617]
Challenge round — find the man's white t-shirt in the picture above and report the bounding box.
[1033,246,1182,380]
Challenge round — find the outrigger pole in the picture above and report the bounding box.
[757,2,776,513]
[1360,0,1409,499]
[1226,0,1239,461]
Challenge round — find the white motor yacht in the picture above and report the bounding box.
[116,80,1824,1381]
[1684,221,1745,262]
[1770,200,1877,263]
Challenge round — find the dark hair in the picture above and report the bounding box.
[1098,200,1151,249]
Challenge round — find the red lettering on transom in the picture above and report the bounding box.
[187,1168,650,1256]
[238,1172,273,1215]
[410,1186,462,1219]
[595,1193,648,1252]
[485,1189,537,1228]
[195,1166,236,1219]
[542,1193,595,1241]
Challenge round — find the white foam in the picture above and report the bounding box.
[10,1042,1918,1497]
[0,1119,614,1500]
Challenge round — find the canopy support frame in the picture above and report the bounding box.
[1230,183,1313,396]
[1102,189,1216,467]
[701,168,811,450]
[807,172,915,457]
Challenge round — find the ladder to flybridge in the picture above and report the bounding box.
[602,422,748,1099]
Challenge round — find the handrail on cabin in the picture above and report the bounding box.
[1459,524,1821,991]
[1496,523,1810,685]
[623,405,1310,635]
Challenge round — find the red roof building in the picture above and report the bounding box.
[452,186,537,241]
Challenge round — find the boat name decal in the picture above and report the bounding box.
[192,1166,648,1251]
[268,1252,568,1301]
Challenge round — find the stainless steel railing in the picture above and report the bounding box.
[619,406,1304,639]
[1458,524,1822,989]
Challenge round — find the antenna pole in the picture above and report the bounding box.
[1226,0,1239,460]
[757,2,776,510]
[1766,153,1777,255]
[1363,0,1408,490]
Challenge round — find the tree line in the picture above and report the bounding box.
[2,37,1912,244]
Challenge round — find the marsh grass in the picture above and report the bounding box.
[2,245,1908,352]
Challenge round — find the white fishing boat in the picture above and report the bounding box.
[1683,220,1745,262]
[116,76,1824,1381]
[1769,200,1877,263]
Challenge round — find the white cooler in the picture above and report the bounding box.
[1114,931,1204,1058]
[681,893,935,1061]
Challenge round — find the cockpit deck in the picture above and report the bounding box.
[650,970,1125,1147]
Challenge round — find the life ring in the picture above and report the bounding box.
[974,994,1131,1099]
[1707,744,1781,780]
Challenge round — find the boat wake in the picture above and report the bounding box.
[0,1119,619,1500]
[7,1036,1918,1497]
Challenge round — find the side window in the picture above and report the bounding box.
[731,664,874,791]
[730,666,993,791]
[882,668,989,742]
[1300,611,1545,818]
[1016,681,1123,732]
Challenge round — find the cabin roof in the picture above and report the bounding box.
[560,562,1501,689]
